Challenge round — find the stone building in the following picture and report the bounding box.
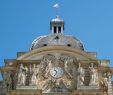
[0,16,113,95]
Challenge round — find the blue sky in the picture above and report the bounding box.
[0,0,113,80]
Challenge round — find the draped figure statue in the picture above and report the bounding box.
[17,64,26,85]
[30,64,37,86]
[89,63,98,85]
[77,63,85,85]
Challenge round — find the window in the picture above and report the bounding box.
[58,26,61,33]
[67,44,71,47]
[54,26,57,33]
[43,44,47,46]
[54,36,59,40]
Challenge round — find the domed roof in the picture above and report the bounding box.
[30,34,84,50]
[30,16,84,51]
[51,16,64,22]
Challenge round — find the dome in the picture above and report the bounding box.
[30,34,84,50]
[51,16,64,22]
[30,16,84,51]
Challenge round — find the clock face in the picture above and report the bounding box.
[50,67,64,78]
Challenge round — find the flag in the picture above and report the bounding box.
[53,3,59,8]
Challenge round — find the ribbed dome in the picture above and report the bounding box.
[30,34,84,50]
[30,16,84,51]
[51,16,64,22]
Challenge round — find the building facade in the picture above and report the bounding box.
[0,16,113,95]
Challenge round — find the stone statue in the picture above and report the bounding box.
[101,72,113,95]
[64,57,74,79]
[102,73,108,93]
[38,57,48,80]
[17,64,26,85]
[3,72,12,91]
[42,78,56,93]
[107,72,112,82]
[107,72,113,95]
[89,63,98,85]
[54,79,70,92]
[77,63,85,85]
[29,64,37,86]
[45,59,53,78]
[42,78,70,93]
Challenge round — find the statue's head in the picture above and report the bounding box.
[91,63,94,67]
[33,64,36,68]
[78,63,81,67]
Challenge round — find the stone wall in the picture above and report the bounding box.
[6,90,107,95]
[0,80,6,95]
[112,81,113,90]
[0,81,4,95]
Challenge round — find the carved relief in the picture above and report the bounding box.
[14,54,108,93]
[37,54,76,92]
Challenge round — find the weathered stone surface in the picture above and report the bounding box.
[16,86,37,90]
[0,81,6,95]
[1,16,113,95]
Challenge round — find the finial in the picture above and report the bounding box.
[53,3,59,16]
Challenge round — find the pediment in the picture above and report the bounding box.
[17,45,96,60]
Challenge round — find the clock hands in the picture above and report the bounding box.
[50,67,63,78]
[54,69,57,77]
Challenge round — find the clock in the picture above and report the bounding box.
[50,67,64,78]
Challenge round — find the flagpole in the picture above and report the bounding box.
[53,3,59,16]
